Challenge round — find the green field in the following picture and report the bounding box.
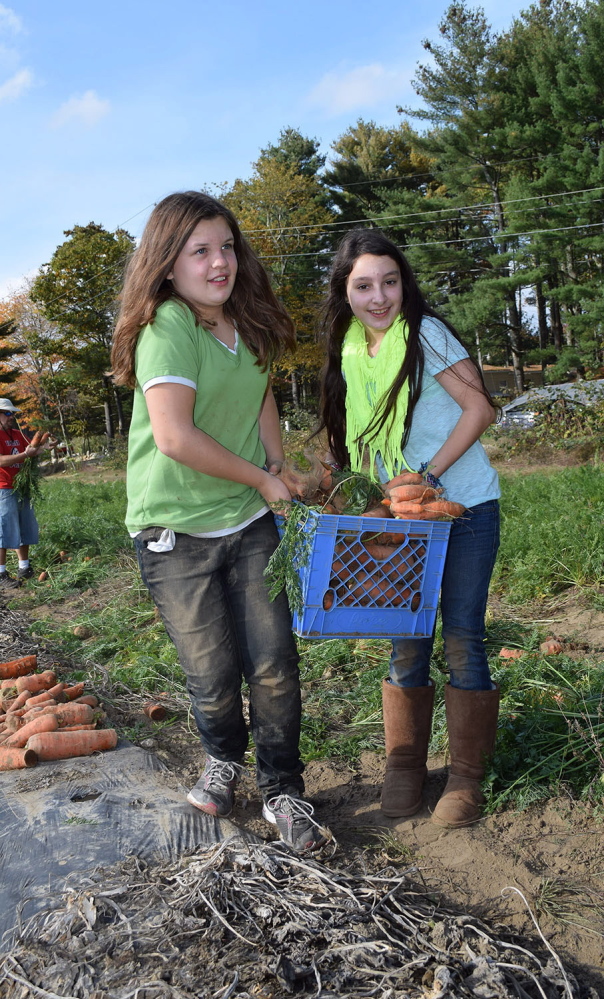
[8,460,604,814]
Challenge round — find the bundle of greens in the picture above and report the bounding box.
[12,430,50,503]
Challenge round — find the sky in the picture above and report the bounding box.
[1,0,533,300]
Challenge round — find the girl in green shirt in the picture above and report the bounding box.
[111,191,329,853]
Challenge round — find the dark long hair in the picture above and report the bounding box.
[112,191,296,387]
[318,228,494,469]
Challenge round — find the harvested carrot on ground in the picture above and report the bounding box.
[26,729,118,760]
[74,695,99,708]
[5,690,32,712]
[60,723,97,732]
[143,702,167,721]
[3,714,59,748]
[0,656,37,679]
[62,682,85,700]
[32,702,95,726]
[0,747,37,770]
[13,671,57,694]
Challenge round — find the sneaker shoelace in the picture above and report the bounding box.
[204,759,244,790]
[266,794,320,829]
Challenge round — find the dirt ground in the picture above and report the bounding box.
[3,450,604,996]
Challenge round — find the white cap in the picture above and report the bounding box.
[0,398,20,413]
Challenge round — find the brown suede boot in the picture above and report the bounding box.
[431,683,499,829]
[381,679,435,818]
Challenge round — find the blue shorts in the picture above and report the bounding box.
[0,489,40,549]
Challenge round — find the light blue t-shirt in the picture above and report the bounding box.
[376,316,500,508]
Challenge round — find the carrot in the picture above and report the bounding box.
[0,747,38,770]
[59,723,97,732]
[388,485,441,503]
[322,591,334,610]
[360,505,394,519]
[385,472,424,488]
[143,702,167,721]
[13,671,58,694]
[364,542,399,562]
[19,685,65,708]
[74,694,99,708]
[390,502,427,517]
[0,656,37,679]
[62,682,85,700]
[6,690,32,712]
[32,702,95,726]
[4,713,20,734]
[29,430,44,447]
[26,729,118,760]
[421,501,466,519]
[20,689,56,709]
[20,701,58,720]
[540,638,564,655]
[4,714,59,748]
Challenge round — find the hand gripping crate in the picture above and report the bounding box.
[276,509,451,639]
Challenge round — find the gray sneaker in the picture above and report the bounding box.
[187,756,245,817]
[262,794,330,852]
[17,566,34,580]
[0,572,19,589]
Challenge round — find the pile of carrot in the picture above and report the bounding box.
[323,530,429,611]
[382,471,466,521]
[0,655,117,771]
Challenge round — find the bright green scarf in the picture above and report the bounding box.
[341,315,410,480]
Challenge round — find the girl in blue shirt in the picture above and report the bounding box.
[318,228,500,829]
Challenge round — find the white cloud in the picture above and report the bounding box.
[0,66,32,102]
[306,62,412,116]
[0,5,22,33]
[50,89,110,129]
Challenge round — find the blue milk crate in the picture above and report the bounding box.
[275,508,451,639]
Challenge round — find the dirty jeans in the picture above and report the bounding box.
[389,500,500,691]
[135,513,304,799]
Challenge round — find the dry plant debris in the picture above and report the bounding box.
[0,840,589,999]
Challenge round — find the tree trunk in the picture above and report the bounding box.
[550,297,563,351]
[475,330,483,371]
[535,281,549,374]
[485,172,524,394]
[113,384,125,435]
[104,401,114,439]
[507,292,524,395]
[290,369,300,409]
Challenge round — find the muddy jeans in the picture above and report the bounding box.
[389,500,500,691]
[135,512,304,799]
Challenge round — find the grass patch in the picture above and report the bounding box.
[493,465,604,602]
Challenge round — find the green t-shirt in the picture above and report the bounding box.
[125,299,269,534]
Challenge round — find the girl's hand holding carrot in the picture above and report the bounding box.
[259,469,293,517]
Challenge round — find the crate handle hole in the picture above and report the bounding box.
[322,589,336,611]
[410,592,422,612]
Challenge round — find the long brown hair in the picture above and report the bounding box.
[111,191,296,387]
[318,228,496,469]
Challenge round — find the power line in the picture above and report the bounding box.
[17,185,604,324]
[239,184,604,235]
[256,220,604,261]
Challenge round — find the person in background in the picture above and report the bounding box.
[111,191,329,853]
[318,228,500,829]
[0,398,49,588]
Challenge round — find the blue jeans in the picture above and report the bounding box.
[389,500,500,691]
[135,513,304,799]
